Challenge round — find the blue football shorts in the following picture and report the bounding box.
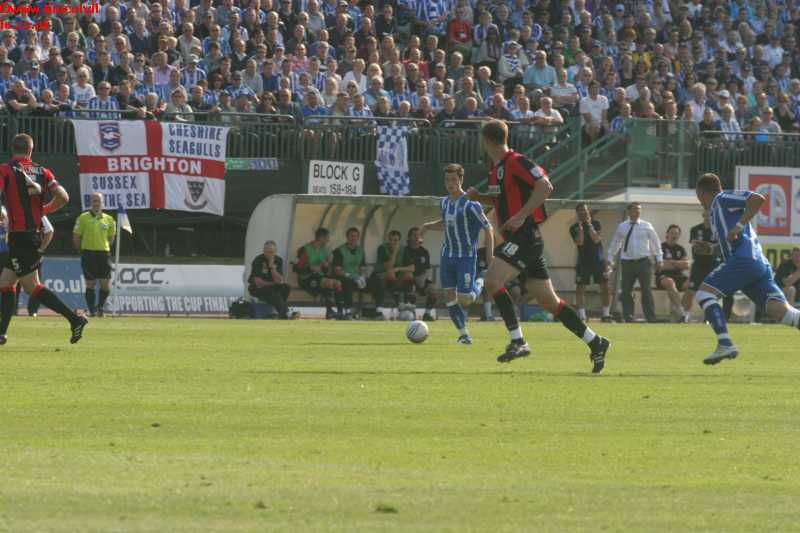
[703,256,787,311]
[440,254,478,294]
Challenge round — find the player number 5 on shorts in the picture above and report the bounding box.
[502,242,519,256]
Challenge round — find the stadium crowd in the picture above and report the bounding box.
[0,0,797,137]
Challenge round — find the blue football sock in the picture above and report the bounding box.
[702,300,732,346]
[447,301,467,334]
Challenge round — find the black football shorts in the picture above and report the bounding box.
[689,262,719,291]
[576,260,607,286]
[495,220,549,280]
[656,271,689,290]
[6,232,43,277]
[81,250,112,280]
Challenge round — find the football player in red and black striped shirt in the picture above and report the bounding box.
[0,134,88,345]
[468,120,610,372]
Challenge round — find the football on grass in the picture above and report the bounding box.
[406,320,429,344]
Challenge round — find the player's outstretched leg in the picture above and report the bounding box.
[696,289,738,364]
[0,285,16,344]
[551,297,609,373]
[30,284,88,344]
[492,287,530,362]
[447,299,471,344]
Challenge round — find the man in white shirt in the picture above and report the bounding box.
[579,80,609,143]
[606,202,664,322]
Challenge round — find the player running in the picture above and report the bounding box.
[421,163,494,344]
[468,120,610,372]
[0,134,88,345]
[694,173,800,364]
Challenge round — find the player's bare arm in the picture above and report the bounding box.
[504,177,553,231]
[465,186,498,204]
[483,225,495,264]
[727,193,766,241]
[587,218,602,243]
[573,223,585,246]
[44,185,69,215]
[420,219,444,234]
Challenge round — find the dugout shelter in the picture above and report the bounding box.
[244,193,711,317]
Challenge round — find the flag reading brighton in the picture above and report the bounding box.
[375,125,411,196]
[72,121,230,215]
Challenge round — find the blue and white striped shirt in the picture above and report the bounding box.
[133,83,159,101]
[180,67,207,89]
[441,194,490,258]
[709,190,769,264]
[87,96,121,119]
[227,84,256,100]
[0,75,18,97]
[22,71,49,97]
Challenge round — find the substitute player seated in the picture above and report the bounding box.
[294,227,348,320]
[368,230,415,320]
[248,240,299,320]
[0,133,87,345]
[332,227,368,318]
[655,224,691,322]
[404,226,439,321]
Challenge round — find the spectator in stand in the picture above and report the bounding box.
[550,68,579,115]
[580,80,608,144]
[523,51,556,92]
[532,96,563,127]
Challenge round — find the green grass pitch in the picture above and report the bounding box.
[1,317,799,532]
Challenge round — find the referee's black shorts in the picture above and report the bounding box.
[5,232,43,276]
[81,250,112,280]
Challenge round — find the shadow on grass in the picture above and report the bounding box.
[243,369,750,379]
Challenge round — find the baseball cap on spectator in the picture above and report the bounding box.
[717,90,730,99]
[337,0,348,6]
[0,60,12,68]
[220,90,230,97]
[188,54,200,64]
[30,61,39,69]
[232,72,242,80]
[615,4,624,13]
[56,66,67,74]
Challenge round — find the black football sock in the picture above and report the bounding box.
[32,285,79,323]
[493,288,523,341]
[322,290,335,312]
[425,293,437,309]
[0,287,15,335]
[553,299,597,345]
[98,289,110,309]
[85,287,96,313]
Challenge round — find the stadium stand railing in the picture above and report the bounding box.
[5,114,800,197]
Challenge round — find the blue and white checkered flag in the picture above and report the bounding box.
[375,125,411,196]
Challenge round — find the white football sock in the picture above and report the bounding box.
[602,306,610,317]
[578,307,587,321]
[782,307,800,328]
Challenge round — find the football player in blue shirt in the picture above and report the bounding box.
[695,173,800,364]
[422,164,494,344]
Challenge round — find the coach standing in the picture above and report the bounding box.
[606,202,663,322]
[73,193,116,317]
